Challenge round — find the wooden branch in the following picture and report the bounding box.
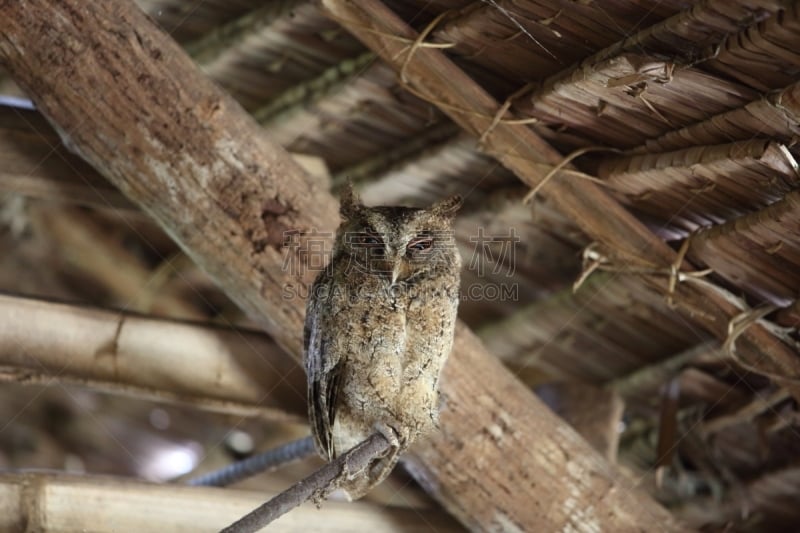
[0,1,683,530]
[318,0,800,397]
[223,433,391,532]
[0,293,305,420]
[0,471,459,532]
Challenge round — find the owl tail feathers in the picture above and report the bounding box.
[338,448,401,501]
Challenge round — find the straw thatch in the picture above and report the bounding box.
[597,139,798,232]
[1,0,799,530]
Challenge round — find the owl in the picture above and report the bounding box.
[303,185,462,500]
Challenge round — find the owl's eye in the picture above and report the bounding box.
[407,237,433,253]
[355,232,383,247]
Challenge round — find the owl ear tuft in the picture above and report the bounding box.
[430,195,462,218]
[339,181,363,218]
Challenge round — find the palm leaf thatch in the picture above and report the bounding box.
[0,0,799,531]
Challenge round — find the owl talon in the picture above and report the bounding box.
[373,421,402,451]
[340,458,352,480]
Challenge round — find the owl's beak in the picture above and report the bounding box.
[390,256,415,285]
[375,254,405,285]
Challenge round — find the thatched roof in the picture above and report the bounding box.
[1,0,799,530]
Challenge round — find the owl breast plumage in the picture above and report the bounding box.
[303,186,461,500]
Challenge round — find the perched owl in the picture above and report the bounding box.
[304,185,462,500]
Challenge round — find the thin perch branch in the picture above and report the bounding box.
[221,433,391,533]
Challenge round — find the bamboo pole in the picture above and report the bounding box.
[0,1,683,530]
[0,293,305,420]
[0,472,459,532]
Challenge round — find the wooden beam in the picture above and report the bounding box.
[405,323,683,530]
[318,0,800,396]
[1,0,339,354]
[0,1,683,530]
[0,472,460,532]
[320,0,675,267]
[0,293,305,420]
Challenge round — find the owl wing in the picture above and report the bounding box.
[303,274,342,460]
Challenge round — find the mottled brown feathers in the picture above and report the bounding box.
[304,189,461,499]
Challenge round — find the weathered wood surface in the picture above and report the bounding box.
[0,293,305,419]
[0,472,460,532]
[0,1,684,531]
[0,0,339,356]
[319,0,800,395]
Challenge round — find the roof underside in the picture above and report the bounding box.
[1,0,799,530]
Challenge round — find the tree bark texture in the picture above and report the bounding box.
[0,1,683,531]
